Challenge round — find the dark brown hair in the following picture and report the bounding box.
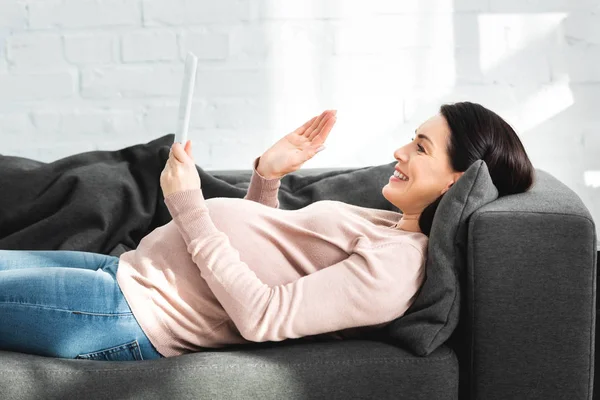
[418,101,535,236]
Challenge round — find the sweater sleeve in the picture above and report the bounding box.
[242,156,281,209]
[164,188,426,343]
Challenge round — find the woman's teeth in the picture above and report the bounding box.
[393,170,409,181]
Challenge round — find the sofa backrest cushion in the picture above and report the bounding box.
[381,160,499,356]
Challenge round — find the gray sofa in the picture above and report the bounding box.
[0,165,596,400]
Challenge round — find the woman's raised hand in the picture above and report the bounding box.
[256,110,337,179]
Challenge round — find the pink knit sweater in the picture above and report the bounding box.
[116,156,429,358]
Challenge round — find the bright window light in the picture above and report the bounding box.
[584,171,600,189]
[478,13,567,71]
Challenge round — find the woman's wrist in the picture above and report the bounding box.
[256,158,281,180]
[257,168,281,180]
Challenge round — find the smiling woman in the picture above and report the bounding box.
[0,103,535,362]
[382,101,535,236]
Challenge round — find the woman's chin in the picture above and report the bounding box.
[383,183,407,195]
[382,187,405,209]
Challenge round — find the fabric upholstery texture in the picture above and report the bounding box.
[380,160,499,356]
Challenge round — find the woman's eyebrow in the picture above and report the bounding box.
[414,130,435,149]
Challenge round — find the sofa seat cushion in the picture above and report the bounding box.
[0,341,457,399]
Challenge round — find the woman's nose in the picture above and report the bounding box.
[394,148,409,162]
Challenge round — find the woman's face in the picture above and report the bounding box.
[382,113,464,215]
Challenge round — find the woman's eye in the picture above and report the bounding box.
[410,137,425,153]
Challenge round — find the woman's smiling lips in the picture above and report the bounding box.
[389,175,407,183]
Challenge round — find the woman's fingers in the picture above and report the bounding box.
[311,115,337,146]
[308,112,332,141]
[293,116,318,135]
[303,110,328,137]
[308,111,336,142]
[297,109,336,140]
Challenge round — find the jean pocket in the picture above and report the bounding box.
[75,339,144,361]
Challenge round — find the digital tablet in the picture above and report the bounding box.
[174,51,198,146]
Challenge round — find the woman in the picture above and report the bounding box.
[0,102,534,361]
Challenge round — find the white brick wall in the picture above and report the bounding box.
[0,0,599,238]
[121,30,178,62]
[64,34,118,64]
[7,33,66,67]
[28,0,141,29]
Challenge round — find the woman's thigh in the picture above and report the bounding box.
[0,250,118,272]
[0,259,163,361]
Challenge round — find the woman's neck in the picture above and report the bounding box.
[394,214,422,233]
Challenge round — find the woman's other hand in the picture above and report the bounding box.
[160,140,201,198]
[256,110,337,179]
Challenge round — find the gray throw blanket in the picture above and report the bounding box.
[0,134,398,257]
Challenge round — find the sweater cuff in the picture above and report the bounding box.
[164,188,208,219]
[252,156,282,191]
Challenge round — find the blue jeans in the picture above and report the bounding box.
[0,250,164,361]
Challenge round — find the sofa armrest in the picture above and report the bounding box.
[465,169,597,400]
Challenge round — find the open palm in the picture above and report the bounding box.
[258,110,337,179]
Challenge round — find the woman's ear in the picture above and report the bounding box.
[441,171,464,195]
